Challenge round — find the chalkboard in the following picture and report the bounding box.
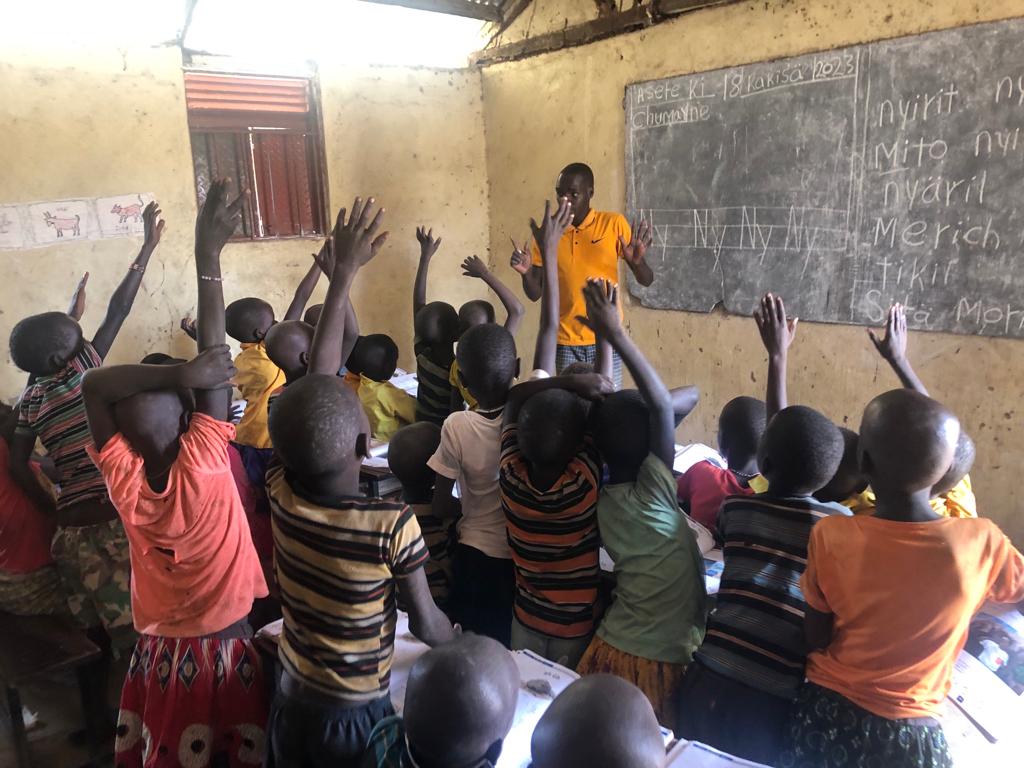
[625,18,1024,338]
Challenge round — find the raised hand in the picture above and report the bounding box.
[332,197,388,272]
[416,226,442,263]
[754,292,798,359]
[619,217,652,265]
[313,235,335,276]
[510,236,532,275]
[868,303,908,363]
[530,199,573,256]
[180,315,197,341]
[68,272,89,321]
[142,201,165,250]
[195,179,245,257]
[576,278,621,338]
[178,344,236,390]
[461,255,490,279]
[569,372,615,401]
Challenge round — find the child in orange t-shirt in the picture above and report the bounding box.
[779,389,1024,768]
[84,181,269,768]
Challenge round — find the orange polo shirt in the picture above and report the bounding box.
[531,209,630,346]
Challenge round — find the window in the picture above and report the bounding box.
[185,72,328,240]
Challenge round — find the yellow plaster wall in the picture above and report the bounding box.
[480,0,1024,545]
[0,46,489,394]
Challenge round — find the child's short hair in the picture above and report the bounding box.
[225,297,275,343]
[518,388,587,469]
[388,422,441,491]
[140,353,187,366]
[758,405,844,495]
[816,426,868,502]
[593,390,648,474]
[456,323,516,405]
[531,674,663,768]
[415,302,460,347]
[404,634,519,767]
[265,320,315,373]
[718,396,767,467]
[303,303,323,327]
[346,334,399,382]
[933,430,975,497]
[9,312,83,375]
[860,389,959,493]
[459,299,496,333]
[268,374,367,475]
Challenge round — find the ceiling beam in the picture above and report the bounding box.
[359,0,503,23]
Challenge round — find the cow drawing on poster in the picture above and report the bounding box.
[110,195,144,224]
[43,211,81,237]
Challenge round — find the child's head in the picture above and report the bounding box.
[717,396,767,471]
[531,674,664,768]
[303,303,323,327]
[860,389,959,496]
[518,388,587,470]
[415,301,460,348]
[112,389,193,456]
[225,297,275,343]
[594,390,648,480]
[388,422,442,503]
[9,312,84,375]
[816,427,869,503]
[268,373,369,478]
[403,634,519,768]
[345,334,399,382]
[265,320,315,381]
[140,353,186,366]
[933,430,975,497]
[456,323,518,410]
[758,405,844,496]
[458,299,496,337]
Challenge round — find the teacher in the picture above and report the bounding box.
[511,162,653,385]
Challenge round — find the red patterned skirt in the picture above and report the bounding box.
[115,633,269,767]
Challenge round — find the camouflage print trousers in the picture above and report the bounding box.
[0,564,69,617]
[51,518,137,652]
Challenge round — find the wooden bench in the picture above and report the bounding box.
[0,613,102,768]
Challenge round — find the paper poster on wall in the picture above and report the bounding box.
[0,193,155,250]
[96,193,154,237]
[0,206,25,250]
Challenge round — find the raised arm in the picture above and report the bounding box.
[309,198,387,376]
[510,236,543,302]
[283,258,323,322]
[503,372,612,428]
[619,217,654,287]
[754,293,798,420]
[91,201,164,359]
[460,256,525,335]
[311,235,360,368]
[593,276,617,382]
[83,350,236,451]
[530,200,572,374]
[579,279,674,469]
[413,226,441,317]
[868,303,929,396]
[67,272,89,321]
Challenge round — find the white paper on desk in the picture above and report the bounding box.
[665,740,770,767]
[674,444,726,475]
[256,619,283,640]
[948,650,1022,741]
[497,651,579,768]
[362,456,391,469]
[703,550,724,596]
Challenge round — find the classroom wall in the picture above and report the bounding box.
[0,44,488,395]
[479,0,1024,546]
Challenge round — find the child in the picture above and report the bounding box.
[412,227,460,424]
[780,389,1024,768]
[225,296,285,448]
[531,674,665,768]
[574,279,707,725]
[83,180,269,768]
[345,333,417,441]
[265,197,454,767]
[8,201,163,666]
[265,320,315,387]
[675,396,765,535]
[427,323,519,646]
[0,402,66,617]
[388,422,454,609]
[675,403,849,765]
[362,634,520,768]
